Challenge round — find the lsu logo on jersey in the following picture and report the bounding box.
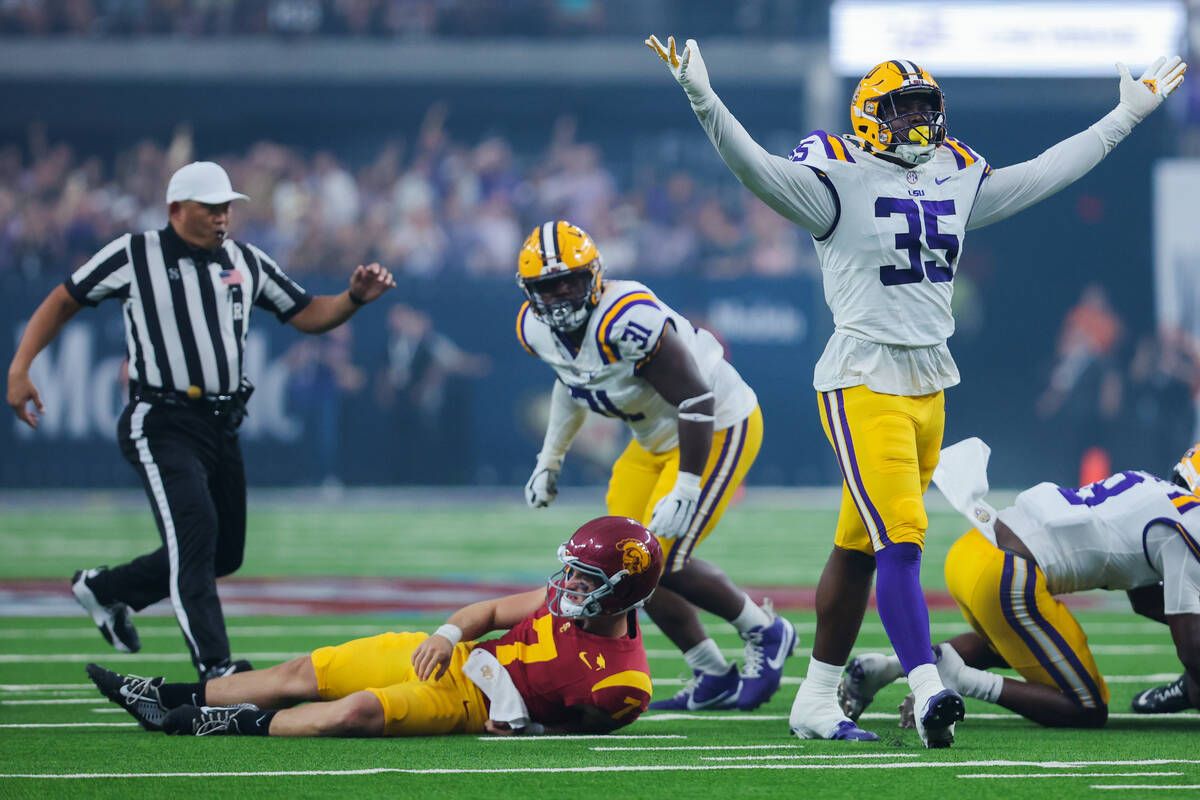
[617,537,653,575]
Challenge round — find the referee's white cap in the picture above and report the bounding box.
[166,161,250,205]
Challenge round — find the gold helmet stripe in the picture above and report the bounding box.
[540,220,561,267]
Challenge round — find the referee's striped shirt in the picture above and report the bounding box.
[63,224,311,397]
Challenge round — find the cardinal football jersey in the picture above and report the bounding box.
[517,279,757,453]
[999,470,1200,612]
[475,603,652,729]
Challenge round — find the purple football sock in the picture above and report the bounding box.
[874,542,935,674]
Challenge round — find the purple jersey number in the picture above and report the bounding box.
[875,197,959,286]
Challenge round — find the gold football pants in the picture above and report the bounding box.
[944,529,1109,708]
[311,632,489,736]
[818,386,943,554]
[606,406,762,573]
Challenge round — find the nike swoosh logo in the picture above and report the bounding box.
[765,622,796,671]
[934,176,952,185]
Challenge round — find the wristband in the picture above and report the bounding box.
[348,289,366,306]
[434,623,463,647]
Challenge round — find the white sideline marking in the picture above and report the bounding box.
[477,734,686,741]
[0,652,295,664]
[639,712,1197,723]
[0,698,103,705]
[6,760,1200,779]
[700,754,923,761]
[1,722,136,728]
[959,772,1182,779]
[0,624,391,640]
[593,745,809,751]
[1093,786,1200,791]
[0,684,92,691]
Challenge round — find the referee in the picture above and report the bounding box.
[7,161,396,679]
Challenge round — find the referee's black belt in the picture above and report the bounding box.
[129,380,245,418]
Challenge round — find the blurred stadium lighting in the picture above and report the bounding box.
[831,0,1186,77]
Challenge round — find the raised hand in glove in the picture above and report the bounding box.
[1116,55,1187,122]
[648,471,702,539]
[645,35,713,103]
[525,459,560,508]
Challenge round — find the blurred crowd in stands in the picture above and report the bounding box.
[0,0,827,38]
[0,108,817,281]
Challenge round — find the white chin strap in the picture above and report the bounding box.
[895,142,936,165]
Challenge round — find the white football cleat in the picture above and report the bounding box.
[837,653,897,721]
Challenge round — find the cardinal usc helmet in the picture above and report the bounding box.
[547,516,663,618]
[516,220,603,332]
[851,59,946,165]
[1171,444,1200,494]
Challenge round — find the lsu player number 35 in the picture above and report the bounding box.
[516,220,798,713]
[648,33,1186,746]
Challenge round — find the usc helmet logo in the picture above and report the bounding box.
[616,537,652,576]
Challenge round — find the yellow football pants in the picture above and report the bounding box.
[945,529,1109,708]
[606,406,762,573]
[818,386,944,554]
[311,632,489,736]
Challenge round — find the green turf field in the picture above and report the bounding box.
[2,495,1198,798]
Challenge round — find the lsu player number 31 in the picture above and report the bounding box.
[517,220,797,712]
[648,34,1186,747]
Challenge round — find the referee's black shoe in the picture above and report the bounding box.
[1131,674,1192,714]
[201,658,255,681]
[71,568,141,653]
[87,663,169,731]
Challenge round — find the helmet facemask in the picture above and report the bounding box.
[875,86,946,166]
[547,549,633,619]
[521,264,600,332]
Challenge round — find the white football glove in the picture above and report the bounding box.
[525,459,560,508]
[648,471,702,540]
[645,35,713,103]
[1116,55,1187,123]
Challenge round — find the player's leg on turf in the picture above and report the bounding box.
[791,541,878,739]
[203,655,321,708]
[943,529,1109,727]
[830,387,960,746]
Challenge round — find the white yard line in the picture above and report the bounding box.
[4,760,1200,779]
[1092,786,1200,791]
[1,722,137,728]
[958,773,1183,779]
[476,734,686,741]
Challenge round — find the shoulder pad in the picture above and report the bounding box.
[516,301,537,356]
[943,137,990,173]
[593,287,665,366]
[789,130,858,164]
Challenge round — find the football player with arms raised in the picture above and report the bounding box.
[88,516,660,737]
[648,34,1187,746]
[841,438,1200,730]
[518,220,796,712]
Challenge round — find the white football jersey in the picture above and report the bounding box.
[789,131,992,349]
[518,279,757,454]
[999,470,1200,614]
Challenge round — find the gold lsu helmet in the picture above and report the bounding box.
[1172,444,1200,494]
[851,59,946,164]
[516,220,603,332]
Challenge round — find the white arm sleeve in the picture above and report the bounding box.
[1146,524,1200,616]
[537,380,587,469]
[968,105,1138,230]
[691,94,838,236]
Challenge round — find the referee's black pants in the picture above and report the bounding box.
[91,400,247,675]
